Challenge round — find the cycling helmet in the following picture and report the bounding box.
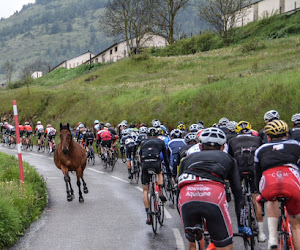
[78,122,82,126]
[94,120,99,125]
[105,123,111,127]
[200,127,226,146]
[37,121,41,125]
[79,124,84,128]
[86,129,91,132]
[122,129,129,136]
[226,121,237,132]
[152,120,161,128]
[139,126,147,134]
[147,127,158,136]
[47,124,51,128]
[140,123,147,127]
[24,121,29,125]
[212,123,220,128]
[291,113,300,125]
[264,120,288,136]
[177,121,184,125]
[170,129,182,138]
[219,117,229,126]
[129,123,136,128]
[184,133,197,144]
[235,121,252,134]
[152,119,160,124]
[264,110,280,122]
[177,124,186,130]
[189,124,200,133]
[157,128,165,135]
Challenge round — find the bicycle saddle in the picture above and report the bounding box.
[185,225,203,242]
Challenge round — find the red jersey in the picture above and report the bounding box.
[24,125,32,132]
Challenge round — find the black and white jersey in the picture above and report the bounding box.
[290,127,300,142]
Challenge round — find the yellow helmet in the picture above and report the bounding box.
[177,124,186,130]
[157,128,164,136]
[235,121,252,134]
[264,120,288,136]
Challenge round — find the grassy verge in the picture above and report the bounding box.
[0,152,47,249]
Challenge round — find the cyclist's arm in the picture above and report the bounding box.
[161,142,170,173]
[228,159,245,226]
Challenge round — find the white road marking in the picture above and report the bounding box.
[135,186,143,192]
[28,153,44,157]
[111,175,129,184]
[172,228,185,250]
[87,168,105,174]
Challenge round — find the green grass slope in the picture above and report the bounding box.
[0,33,299,131]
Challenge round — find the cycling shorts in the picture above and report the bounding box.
[86,139,94,147]
[178,181,233,247]
[37,132,44,139]
[141,161,161,185]
[125,145,136,161]
[48,135,55,141]
[101,140,111,148]
[240,171,258,193]
[259,166,300,216]
[26,131,32,137]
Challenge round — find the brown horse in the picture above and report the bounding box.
[54,123,88,202]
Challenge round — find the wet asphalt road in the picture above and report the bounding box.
[0,145,268,250]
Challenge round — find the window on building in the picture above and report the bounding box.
[102,54,106,63]
[115,46,118,52]
[110,49,113,55]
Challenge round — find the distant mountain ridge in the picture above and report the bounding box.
[0,0,204,83]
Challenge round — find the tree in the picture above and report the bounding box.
[100,0,153,57]
[152,0,190,45]
[198,0,250,45]
[2,60,16,85]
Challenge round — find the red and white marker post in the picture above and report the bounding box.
[13,100,24,183]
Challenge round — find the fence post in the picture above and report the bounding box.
[13,100,24,183]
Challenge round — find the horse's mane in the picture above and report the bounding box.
[60,123,71,132]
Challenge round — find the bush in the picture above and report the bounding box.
[241,40,266,53]
[0,153,47,249]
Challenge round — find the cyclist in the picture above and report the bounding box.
[97,126,113,161]
[44,124,56,152]
[24,121,33,146]
[139,127,171,225]
[35,121,45,150]
[19,123,25,139]
[259,110,280,143]
[93,120,100,136]
[290,113,300,141]
[83,128,95,158]
[226,121,237,142]
[178,127,251,250]
[4,122,15,145]
[179,133,198,161]
[120,128,137,179]
[177,121,188,137]
[168,129,185,177]
[255,120,300,249]
[228,121,265,242]
[219,117,230,135]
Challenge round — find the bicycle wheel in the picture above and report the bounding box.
[149,192,158,234]
[121,148,126,163]
[134,160,140,184]
[113,145,119,161]
[29,140,33,151]
[158,199,164,226]
[110,152,115,171]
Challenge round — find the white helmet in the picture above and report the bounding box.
[200,127,226,146]
[94,120,99,125]
[37,121,41,125]
[152,120,161,128]
[291,113,300,124]
[264,110,280,122]
[226,121,237,132]
[105,122,111,127]
[139,126,147,134]
[122,129,129,136]
[170,129,182,138]
[189,124,200,133]
[219,117,229,126]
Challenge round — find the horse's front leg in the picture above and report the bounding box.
[81,177,88,194]
[64,173,73,202]
[77,178,84,203]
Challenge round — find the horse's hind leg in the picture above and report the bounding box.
[64,174,73,202]
[81,177,88,194]
[68,178,75,199]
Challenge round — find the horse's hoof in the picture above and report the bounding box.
[84,188,88,194]
[79,197,84,203]
[67,196,73,202]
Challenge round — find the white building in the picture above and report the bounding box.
[31,71,43,79]
[235,0,300,27]
[89,34,168,64]
[52,50,95,71]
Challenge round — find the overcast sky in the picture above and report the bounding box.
[0,0,35,19]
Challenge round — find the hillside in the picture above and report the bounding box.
[0,0,203,83]
[0,31,299,131]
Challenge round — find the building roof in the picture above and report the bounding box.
[243,0,263,8]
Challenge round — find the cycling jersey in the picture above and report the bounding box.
[179,144,195,160]
[45,127,56,141]
[24,125,32,132]
[35,125,44,139]
[97,129,112,141]
[168,138,186,176]
[84,132,94,146]
[120,134,136,161]
[136,133,147,147]
[19,125,25,137]
[178,151,244,223]
[290,127,300,142]
[5,124,15,135]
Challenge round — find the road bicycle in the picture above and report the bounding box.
[130,151,140,184]
[37,136,45,153]
[162,166,176,205]
[258,196,295,250]
[86,144,95,165]
[46,137,56,154]
[23,136,33,151]
[120,146,127,163]
[8,134,16,148]
[101,145,114,170]
[148,169,164,234]
[241,172,258,250]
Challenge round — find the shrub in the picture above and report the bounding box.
[241,40,266,53]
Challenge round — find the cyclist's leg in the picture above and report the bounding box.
[141,163,152,224]
[289,216,300,249]
[126,146,132,178]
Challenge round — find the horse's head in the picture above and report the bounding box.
[60,123,72,155]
